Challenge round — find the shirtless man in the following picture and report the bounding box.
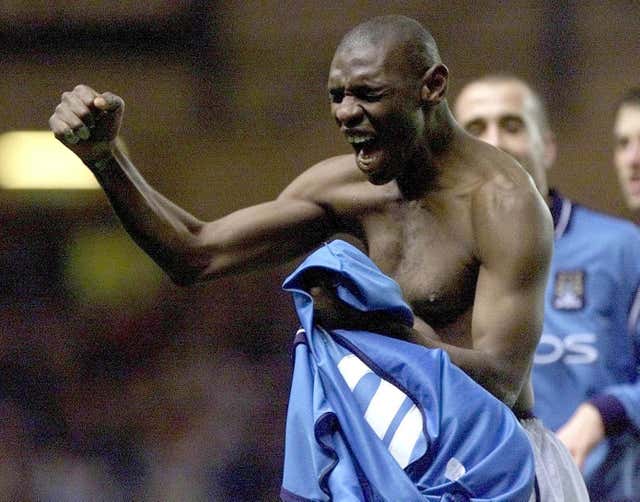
[50,15,562,497]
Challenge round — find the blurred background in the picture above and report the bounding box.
[0,1,639,500]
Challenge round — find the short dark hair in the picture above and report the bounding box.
[615,86,640,115]
[338,15,441,78]
[461,74,551,134]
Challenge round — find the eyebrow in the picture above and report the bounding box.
[499,114,525,122]
[462,117,486,127]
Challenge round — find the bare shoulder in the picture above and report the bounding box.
[278,154,360,200]
[471,143,550,227]
[278,154,398,215]
[471,147,553,273]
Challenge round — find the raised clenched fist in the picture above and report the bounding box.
[49,84,125,164]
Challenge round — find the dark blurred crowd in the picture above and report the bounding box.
[0,210,296,501]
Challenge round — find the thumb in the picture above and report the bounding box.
[94,92,124,112]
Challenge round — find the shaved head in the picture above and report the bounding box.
[337,15,441,79]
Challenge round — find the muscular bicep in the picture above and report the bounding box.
[193,197,334,280]
[473,258,546,376]
[472,182,553,402]
[183,158,362,282]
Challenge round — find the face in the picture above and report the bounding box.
[613,104,640,210]
[454,80,552,197]
[327,39,425,185]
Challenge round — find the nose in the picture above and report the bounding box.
[481,123,502,150]
[627,139,640,167]
[620,138,640,174]
[333,96,364,127]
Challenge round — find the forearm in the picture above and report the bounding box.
[89,146,206,284]
[417,334,521,406]
[91,147,334,284]
[383,321,522,406]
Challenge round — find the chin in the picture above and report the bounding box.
[367,173,393,185]
[365,165,399,185]
[626,195,640,211]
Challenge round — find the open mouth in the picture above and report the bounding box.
[346,134,382,173]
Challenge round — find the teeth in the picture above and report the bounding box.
[346,136,374,145]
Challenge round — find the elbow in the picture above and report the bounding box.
[495,385,519,408]
[156,255,200,286]
[157,241,210,287]
[165,253,212,287]
[167,269,199,287]
[492,369,525,408]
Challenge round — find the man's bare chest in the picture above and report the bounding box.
[361,202,479,328]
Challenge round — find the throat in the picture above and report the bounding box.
[396,160,438,200]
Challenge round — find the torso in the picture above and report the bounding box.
[288,148,543,413]
[299,153,486,348]
[361,195,478,347]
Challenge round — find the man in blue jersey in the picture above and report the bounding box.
[614,86,640,223]
[455,74,640,500]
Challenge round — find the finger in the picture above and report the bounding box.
[71,84,100,105]
[49,115,80,144]
[63,87,98,127]
[53,104,92,141]
[309,286,326,303]
[62,93,94,138]
[309,286,336,305]
[64,130,80,144]
[94,92,124,113]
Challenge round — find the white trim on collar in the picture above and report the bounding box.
[555,197,572,240]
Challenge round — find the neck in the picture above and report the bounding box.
[396,152,436,200]
[425,100,458,154]
[396,101,462,200]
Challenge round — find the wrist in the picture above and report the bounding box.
[83,142,115,174]
[86,157,110,173]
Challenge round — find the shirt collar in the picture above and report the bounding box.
[549,189,572,240]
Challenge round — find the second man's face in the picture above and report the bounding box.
[613,104,640,210]
[453,80,550,197]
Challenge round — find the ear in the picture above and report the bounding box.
[543,131,557,170]
[420,63,449,104]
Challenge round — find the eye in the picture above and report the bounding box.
[501,116,525,134]
[354,87,385,102]
[615,136,629,150]
[329,89,344,103]
[464,120,486,137]
[361,91,383,102]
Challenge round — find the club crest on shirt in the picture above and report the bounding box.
[552,270,585,310]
